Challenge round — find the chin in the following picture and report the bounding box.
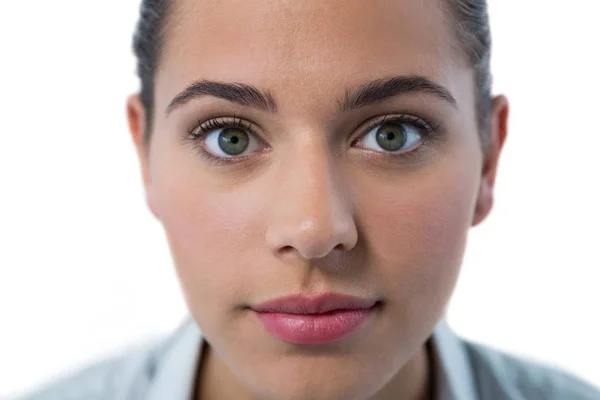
[233,351,395,400]
[245,378,380,400]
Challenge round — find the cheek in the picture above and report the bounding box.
[360,163,479,317]
[149,155,266,325]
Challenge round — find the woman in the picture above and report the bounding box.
[21,0,600,399]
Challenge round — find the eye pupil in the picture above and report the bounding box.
[376,123,407,152]
[218,128,249,155]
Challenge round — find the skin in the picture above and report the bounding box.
[127,0,509,399]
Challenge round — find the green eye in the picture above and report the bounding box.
[375,123,408,152]
[357,119,424,153]
[218,128,250,155]
[189,117,266,162]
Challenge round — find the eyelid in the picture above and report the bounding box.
[188,112,437,140]
[352,113,438,145]
[188,115,262,139]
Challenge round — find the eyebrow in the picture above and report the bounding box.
[339,75,456,111]
[165,75,456,116]
[165,80,278,115]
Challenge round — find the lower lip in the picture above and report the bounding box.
[254,306,376,345]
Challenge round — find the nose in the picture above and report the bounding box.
[265,144,358,261]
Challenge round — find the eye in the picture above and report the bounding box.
[189,117,263,158]
[355,117,427,154]
[205,127,260,157]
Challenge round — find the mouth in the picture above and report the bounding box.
[250,293,381,344]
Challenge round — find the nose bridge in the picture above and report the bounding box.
[265,138,358,260]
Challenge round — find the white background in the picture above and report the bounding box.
[1,1,599,398]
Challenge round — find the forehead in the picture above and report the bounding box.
[156,0,470,114]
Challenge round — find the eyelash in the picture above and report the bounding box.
[356,113,439,143]
[183,115,259,165]
[183,113,441,165]
[188,115,255,138]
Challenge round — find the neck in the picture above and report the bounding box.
[195,340,433,400]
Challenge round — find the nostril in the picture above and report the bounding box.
[280,245,295,253]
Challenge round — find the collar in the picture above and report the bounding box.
[147,317,478,400]
[430,318,478,400]
[146,319,203,400]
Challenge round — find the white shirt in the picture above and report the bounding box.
[18,317,600,399]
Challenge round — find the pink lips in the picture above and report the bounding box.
[251,293,379,344]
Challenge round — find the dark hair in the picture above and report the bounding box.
[447,0,493,151]
[133,0,492,148]
[132,0,172,146]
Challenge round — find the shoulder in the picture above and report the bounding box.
[17,319,204,400]
[16,337,164,400]
[463,339,600,400]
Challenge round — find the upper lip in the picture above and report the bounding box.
[251,293,378,314]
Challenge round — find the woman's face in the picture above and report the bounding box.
[128,0,507,398]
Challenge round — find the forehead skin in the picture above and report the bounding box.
[154,0,475,130]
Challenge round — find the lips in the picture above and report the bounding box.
[250,293,379,344]
[250,293,378,314]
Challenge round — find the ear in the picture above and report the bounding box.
[126,94,160,220]
[471,95,509,227]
